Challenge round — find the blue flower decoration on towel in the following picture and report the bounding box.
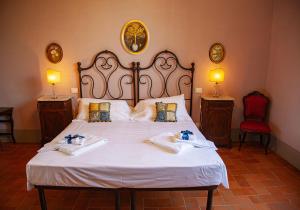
[64,134,85,144]
[180,130,193,140]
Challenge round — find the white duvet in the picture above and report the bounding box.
[26,119,229,190]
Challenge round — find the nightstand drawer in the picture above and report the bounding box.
[38,101,69,110]
[204,100,233,108]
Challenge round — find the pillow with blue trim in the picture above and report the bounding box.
[155,102,177,122]
[88,102,111,122]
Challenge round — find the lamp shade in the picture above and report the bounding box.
[209,68,224,83]
[47,69,61,84]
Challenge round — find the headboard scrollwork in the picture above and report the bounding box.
[77,50,195,115]
[136,50,195,115]
[77,50,135,105]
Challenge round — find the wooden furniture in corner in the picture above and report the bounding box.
[37,96,73,145]
[200,96,234,147]
[239,91,271,154]
[0,107,15,144]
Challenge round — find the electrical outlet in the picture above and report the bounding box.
[195,88,203,94]
[71,88,78,94]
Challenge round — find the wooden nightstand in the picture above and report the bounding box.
[200,96,234,147]
[37,96,73,145]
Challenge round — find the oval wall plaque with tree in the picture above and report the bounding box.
[121,20,149,55]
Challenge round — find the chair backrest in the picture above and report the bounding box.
[243,91,270,121]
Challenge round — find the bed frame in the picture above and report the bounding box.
[77,50,194,114]
[35,50,218,210]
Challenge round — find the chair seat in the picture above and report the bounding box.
[240,120,271,133]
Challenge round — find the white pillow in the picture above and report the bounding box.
[132,94,191,121]
[76,98,132,121]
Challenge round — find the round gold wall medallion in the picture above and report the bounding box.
[209,43,225,63]
[121,20,149,54]
[46,43,63,63]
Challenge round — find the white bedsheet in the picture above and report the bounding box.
[26,119,229,190]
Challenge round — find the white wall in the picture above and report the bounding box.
[0,0,273,132]
[266,0,300,152]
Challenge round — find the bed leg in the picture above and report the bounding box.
[37,187,47,210]
[115,190,120,210]
[130,190,136,210]
[206,189,214,210]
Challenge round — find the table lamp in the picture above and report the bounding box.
[47,69,61,99]
[209,68,224,97]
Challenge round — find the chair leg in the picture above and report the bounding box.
[239,132,242,150]
[259,134,263,145]
[265,134,271,155]
[239,131,247,151]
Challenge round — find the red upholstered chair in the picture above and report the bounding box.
[239,91,271,154]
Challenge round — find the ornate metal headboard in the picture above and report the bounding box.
[136,50,195,115]
[77,50,135,105]
[77,50,195,115]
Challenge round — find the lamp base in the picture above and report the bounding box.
[212,94,221,98]
[212,83,221,97]
[51,83,57,99]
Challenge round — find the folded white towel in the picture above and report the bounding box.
[38,135,108,156]
[72,137,85,145]
[145,132,193,154]
[172,133,217,149]
[58,137,107,156]
[58,136,86,145]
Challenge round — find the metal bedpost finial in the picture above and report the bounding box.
[191,63,195,69]
[131,61,135,69]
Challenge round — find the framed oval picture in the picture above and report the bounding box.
[209,42,225,64]
[46,43,63,63]
[121,20,149,55]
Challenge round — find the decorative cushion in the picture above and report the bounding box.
[77,98,132,121]
[155,102,177,122]
[245,95,268,120]
[132,94,191,122]
[240,120,271,133]
[88,102,111,122]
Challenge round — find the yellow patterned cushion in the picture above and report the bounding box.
[155,102,177,122]
[89,103,100,111]
[100,102,110,112]
[88,102,111,122]
[167,103,177,111]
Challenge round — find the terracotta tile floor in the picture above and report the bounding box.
[0,143,299,210]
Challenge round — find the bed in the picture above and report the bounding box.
[26,50,229,210]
